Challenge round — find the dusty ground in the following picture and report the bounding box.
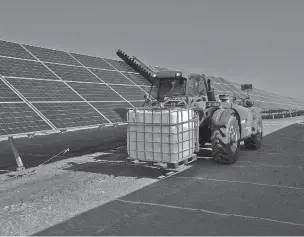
[0,116,304,235]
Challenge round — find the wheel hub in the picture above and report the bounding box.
[229,126,238,152]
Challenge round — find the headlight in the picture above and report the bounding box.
[152,73,157,78]
[176,72,182,77]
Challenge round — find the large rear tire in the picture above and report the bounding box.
[244,122,263,150]
[211,114,240,164]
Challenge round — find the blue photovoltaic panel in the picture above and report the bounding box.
[0,103,53,136]
[0,40,36,60]
[91,102,132,123]
[104,58,136,72]
[24,45,81,66]
[70,53,115,70]
[45,63,101,83]
[67,82,124,101]
[0,57,59,80]
[110,85,147,101]
[33,102,109,129]
[91,69,133,85]
[6,78,83,102]
[0,79,22,102]
[122,72,151,86]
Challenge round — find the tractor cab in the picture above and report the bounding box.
[151,70,187,104]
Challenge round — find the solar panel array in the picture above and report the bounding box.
[1,40,303,138]
[0,40,151,137]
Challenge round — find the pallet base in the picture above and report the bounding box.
[126,154,198,171]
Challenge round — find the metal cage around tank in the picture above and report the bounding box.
[126,107,199,164]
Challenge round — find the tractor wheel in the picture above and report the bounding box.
[244,122,263,150]
[211,114,240,164]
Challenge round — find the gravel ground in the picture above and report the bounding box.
[0,116,304,236]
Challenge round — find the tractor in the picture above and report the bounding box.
[127,70,263,167]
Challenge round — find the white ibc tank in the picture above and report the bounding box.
[127,108,197,163]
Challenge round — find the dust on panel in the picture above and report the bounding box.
[91,102,132,123]
[0,103,53,136]
[45,63,101,83]
[0,79,23,102]
[6,78,84,102]
[110,85,147,101]
[33,102,109,129]
[70,53,115,70]
[91,69,133,85]
[23,45,81,66]
[68,82,124,101]
[0,57,58,80]
[0,40,36,60]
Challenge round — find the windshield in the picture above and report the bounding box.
[158,79,186,100]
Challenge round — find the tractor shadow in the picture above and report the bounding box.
[63,123,304,179]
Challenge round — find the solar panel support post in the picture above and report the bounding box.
[8,137,25,171]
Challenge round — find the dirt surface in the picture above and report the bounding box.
[0,116,304,235]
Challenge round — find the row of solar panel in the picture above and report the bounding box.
[0,77,154,102]
[0,100,144,136]
[0,57,150,86]
[0,40,158,137]
[2,39,303,110]
[1,39,303,138]
[0,40,137,73]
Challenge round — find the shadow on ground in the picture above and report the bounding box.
[0,126,127,171]
[33,123,304,236]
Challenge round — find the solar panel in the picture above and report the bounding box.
[45,63,101,83]
[67,82,124,101]
[0,40,35,60]
[70,53,115,70]
[90,69,133,85]
[110,85,147,101]
[33,102,109,129]
[6,78,83,102]
[24,45,81,66]
[122,72,151,86]
[0,57,58,80]
[0,79,22,102]
[0,103,53,136]
[103,58,136,72]
[91,102,132,123]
